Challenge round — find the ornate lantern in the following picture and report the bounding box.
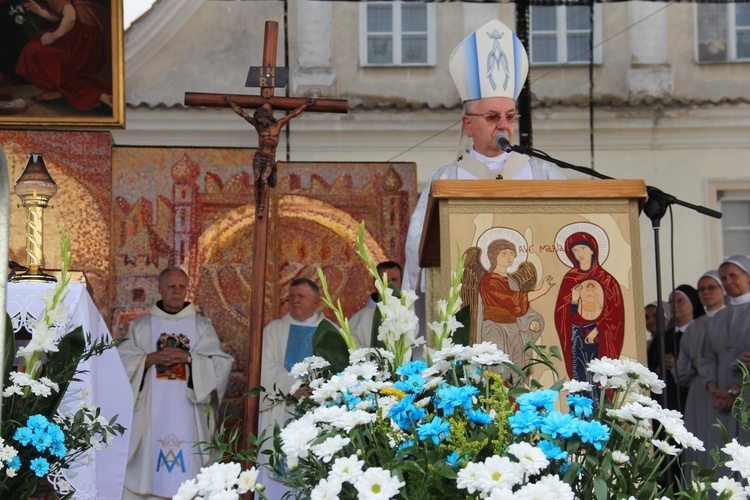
[11,153,57,282]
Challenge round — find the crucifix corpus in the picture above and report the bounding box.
[184,20,348,449]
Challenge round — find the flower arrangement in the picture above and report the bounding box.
[176,222,748,499]
[1,233,125,498]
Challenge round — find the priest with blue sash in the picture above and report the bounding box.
[257,277,335,498]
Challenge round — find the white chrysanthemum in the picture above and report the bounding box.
[486,488,515,499]
[354,467,404,499]
[635,420,653,439]
[562,379,594,393]
[712,476,748,499]
[29,380,52,397]
[456,461,486,494]
[3,385,23,397]
[350,380,390,397]
[0,443,18,462]
[507,442,549,476]
[6,467,17,477]
[311,405,349,425]
[173,478,200,500]
[422,375,444,391]
[527,475,575,499]
[312,372,359,403]
[611,451,630,464]
[345,361,379,380]
[349,348,375,364]
[669,426,704,451]
[195,462,242,494]
[431,344,468,363]
[330,454,364,483]
[652,439,680,456]
[312,435,351,463]
[724,439,750,479]
[480,455,524,492]
[311,477,343,500]
[280,416,320,460]
[588,357,628,389]
[89,437,102,451]
[466,343,511,366]
[236,467,260,494]
[207,489,239,500]
[332,409,376,432]
[607,401,661,424]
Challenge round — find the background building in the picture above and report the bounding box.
[118,0,750,300]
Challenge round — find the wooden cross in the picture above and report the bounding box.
[184,20,347,450]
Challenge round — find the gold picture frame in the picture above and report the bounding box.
[0,0,124,128]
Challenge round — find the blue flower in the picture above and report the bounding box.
[394,374,426,394]
[508,410,542,435]
[27,414,49,431]
[567,394,594,418]
[46,423,65,445]
[5,456,21,470]
[446,451,464,468]
[396,439,415,457]
[397,360,428,377]
[343,391,362,410]
[50,441,67,459]
[538,439,568,460]
[13,426,33,446]
[436,384,479,416]
[577,420,610,451]
[516,389,559,413]
[388,395,426,430]
[466,409,492,425]
[417,416,451,446]
[30,457,50,477]
[540,411,578,439]
[32,428,53,452]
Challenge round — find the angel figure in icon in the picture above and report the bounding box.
[461,227,555,373]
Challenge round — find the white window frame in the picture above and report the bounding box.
[695,3,750,63]
[530,4,603,66]
[707,181,750,265]
[359,1,436,67]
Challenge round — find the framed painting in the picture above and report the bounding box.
[0,0,124,128]
[421,179,648,389]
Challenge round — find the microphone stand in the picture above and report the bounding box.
[509,144,722,412]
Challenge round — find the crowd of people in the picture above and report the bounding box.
[646,255,750,483]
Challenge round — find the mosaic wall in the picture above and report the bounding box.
[111,146,416,420]
[2,133,416,423]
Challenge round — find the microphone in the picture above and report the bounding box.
[494,133,512,153]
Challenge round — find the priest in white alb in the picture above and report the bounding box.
[118,268,234,499]
[257,277,335,499]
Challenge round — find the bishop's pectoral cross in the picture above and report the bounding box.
[184,20,347,449]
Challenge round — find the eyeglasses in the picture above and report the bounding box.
[698,285,721,292]
[465,112,520,124]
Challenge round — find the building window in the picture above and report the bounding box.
[359,2,436,66]
[696,4,750,63]
[530,5,603,65]
[719,191,750,258]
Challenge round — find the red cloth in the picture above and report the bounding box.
[479,273,530,324]
[554,232,625,379]
[16,1,110,111]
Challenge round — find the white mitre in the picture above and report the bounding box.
[449,19,529,102]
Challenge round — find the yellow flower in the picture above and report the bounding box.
[379,387,407,400]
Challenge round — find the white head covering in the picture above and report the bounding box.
[449,19,529,102]
[699,270,725,295]
[722,254,750,274]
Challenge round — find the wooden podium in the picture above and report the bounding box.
[419,179,648,384]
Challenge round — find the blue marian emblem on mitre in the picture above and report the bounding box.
[486,28,510,92]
